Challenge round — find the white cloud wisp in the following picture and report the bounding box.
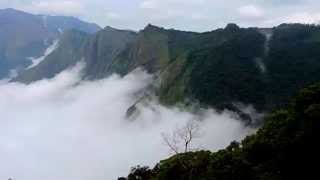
[0,63,253,180]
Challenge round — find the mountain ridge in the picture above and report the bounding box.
[12,22,320,114]
[0,8,101,78]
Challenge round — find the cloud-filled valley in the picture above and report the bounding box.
[0,63,253,180]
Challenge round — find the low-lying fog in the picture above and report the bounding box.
[0,63,253,180]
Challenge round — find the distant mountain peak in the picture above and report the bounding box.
[143,24,165,32]
[0,8,34,14]
[225,23,240,31]
[1,8,14,11]
[0,8,32,16]
[0,7,102,78]
[0,8,101,33]
[1,8,20,12]
[102,26,137,35]
[104,26,118,31]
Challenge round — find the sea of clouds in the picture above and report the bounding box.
[0,63,253,180]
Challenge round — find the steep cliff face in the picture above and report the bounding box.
[108,25,171,75]
[82,27,138,79]
[14,23,320,113]
[108,24,267,110]
[138,24,320,112]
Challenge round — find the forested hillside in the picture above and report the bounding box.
[119,83,318,180]
[14,23,320,114]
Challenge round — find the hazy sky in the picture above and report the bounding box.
[0,0,319,31]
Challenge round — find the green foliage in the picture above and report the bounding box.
[187,27,266,110]
[158,23,320,113]
[265,24,320,109]
[15,23,320,115]
[121,83,318,180]
[125,166,154,180]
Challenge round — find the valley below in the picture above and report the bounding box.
[0,7,318,180]
[0,64,253,180]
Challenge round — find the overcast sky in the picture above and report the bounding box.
[1,0,320,32]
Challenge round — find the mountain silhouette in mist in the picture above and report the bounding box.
[0,8,101,78]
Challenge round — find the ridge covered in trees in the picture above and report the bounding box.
[14,24,320,115]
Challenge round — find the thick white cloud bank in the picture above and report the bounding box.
[0,64,253,180]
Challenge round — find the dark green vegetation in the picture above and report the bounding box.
[265,24,320,109]
[0,8,100,78]
[14,23,320,113]
[119,83,318,180]
[185,25,266,110]
[2,9,320,114]
[3,10,318,179]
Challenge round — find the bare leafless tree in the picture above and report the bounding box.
[162,120,202,154]
[162,131,180,154]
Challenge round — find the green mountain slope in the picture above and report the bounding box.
[14,23,320,113]
[119,83,318,180]
[14,27,138,82]
[153,24,320,112]
[108,25,173,75]
[82,27,137,79]
[156,24,267,110]
[123,24,320,112]
[265,24,320,109]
